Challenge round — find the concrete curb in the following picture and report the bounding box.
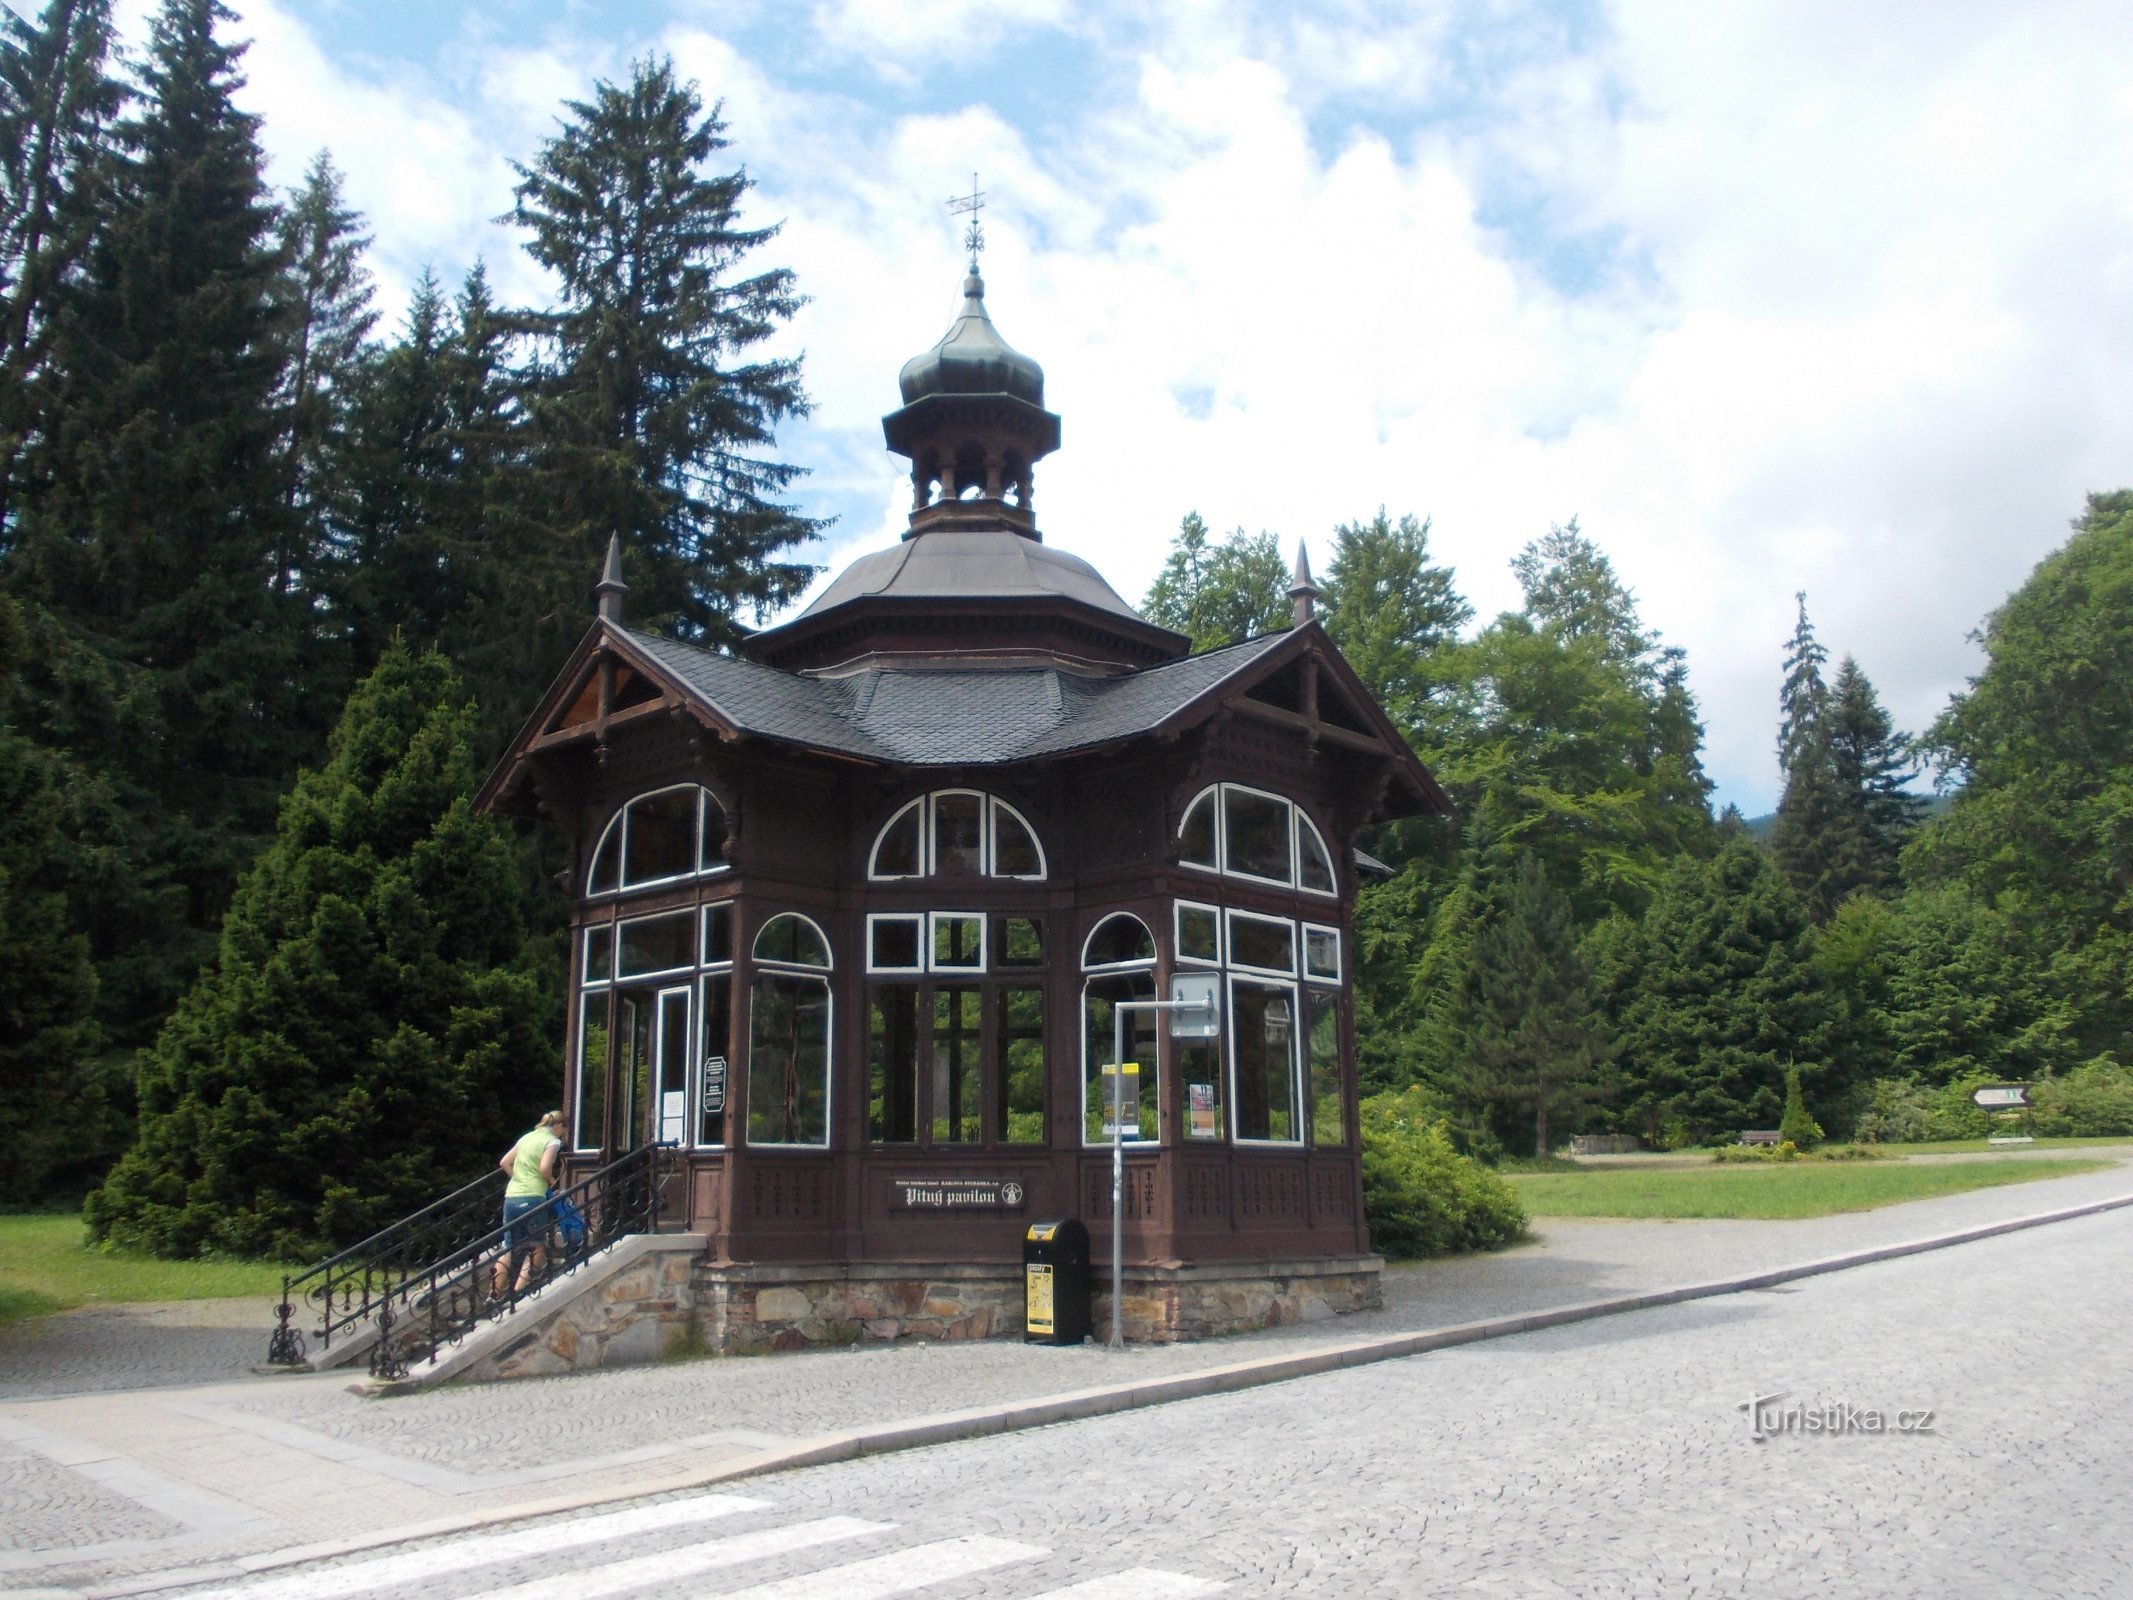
[61,1188,2133,1600]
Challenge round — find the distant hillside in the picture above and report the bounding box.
[1742,793,1950,839]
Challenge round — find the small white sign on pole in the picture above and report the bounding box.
[1972,1084,2031,1110]
[1169,973,1220,1039]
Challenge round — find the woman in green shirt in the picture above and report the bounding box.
[492,1110,564,1298]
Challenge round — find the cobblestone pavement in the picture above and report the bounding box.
[64,1201,2133,1600]
[3,1155,2128,1596]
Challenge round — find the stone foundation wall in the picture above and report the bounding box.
[436,1241,1384,1383]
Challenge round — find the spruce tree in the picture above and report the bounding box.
[500,55,819,724]
[0,591,114,1202]
[1450,850,1613,1156]
[1823,654,1922,894]
[1770,593,1847,920]
[275,149,375,606]
[85,644,555,1259]
[6,0,319,1043]
[1602,837,1832,1143]
[1141,511,1290,650]
[0,0,122,537]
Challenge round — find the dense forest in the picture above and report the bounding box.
[3,0,2129,1251]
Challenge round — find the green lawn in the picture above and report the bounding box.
[1506,1158,2113,1220]
[0,1214,296,1328]
[1872,1136,2133,1156]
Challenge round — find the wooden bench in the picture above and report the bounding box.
[1738,1129,1782,1146]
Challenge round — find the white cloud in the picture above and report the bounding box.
[208,0,2133,813]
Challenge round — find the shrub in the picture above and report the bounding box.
[1359,1088,1528,1259]
[2028,1058,2133,1137]
[1778,1064,1824,1148]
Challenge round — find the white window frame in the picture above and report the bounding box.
[1082,912,1157,969]
[700,901,734,967]
[1227,973,1304,1148]
[587,784,733,897]
[1295,807,1339,898]
[694,963,735,1150]
[615,908,699,981]
[990,796,1049,880]
[927,910,987,973]
[581,924,614,988]
[868,797,928,880]
[865,913,927,975]
[1225,908,1297,978]
[1217,782,1297,889]
[743,970,835,1149]
[1302,922,1343,984]
[1174,899,1223,967]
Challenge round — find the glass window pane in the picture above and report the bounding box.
[583,924,613,984]
[618,912,694,977]
[574,992,608,1152]
[702,903,732,966]
[869,915,922,972]
[754,913,830,968]
[1224,788,1292,882]
[868,985,920,1143]
[1229,979,1298,1142]
[698,976,731,1146]
[587,818,620,895]
[1228,911,1295,975]
[623,788,696,885]
[1303,924,1341,982]
[1083,972,1158,1143]
[1000,987,1046,1145]
[1175,903,1219,965]
[933,792,984,876]
[1298,813,1337,893]
[1179,790,1217,868]
[930,985,982,1144]
[653,988,690,1144]
[1308,991,1344,1146]
[873,801,922,877]
[993,802,1043,877]
[748,973,830,1145]
[617,991,649,1151]
[1084,913,1155,968]
[998,916,1045,967]
[931,913,984,971]
[701,792,731,870]
[1181,1041,1222,1140]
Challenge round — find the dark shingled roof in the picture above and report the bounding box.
[623,627,1293,767]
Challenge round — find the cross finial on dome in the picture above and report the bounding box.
[947,173,985,271]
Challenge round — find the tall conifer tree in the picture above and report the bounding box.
[500,56,819,725]
[1770,593,1846,919]
[0,0,121,538]
[7,0,317,1040]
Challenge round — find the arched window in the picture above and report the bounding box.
[1082,913,1157,1145]
[1175,784,1338,897]
[747,914,832,1146]
[869,790,1047,880]
[587,785,731,896]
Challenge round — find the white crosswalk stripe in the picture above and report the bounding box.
[189,1494,772,1600]
[717,1533,1050,1598]
[1026,1570,1228,1597]
[477,1517,893,1600]
[182,1492,1228,1600]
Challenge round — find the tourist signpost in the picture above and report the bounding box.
[1103,978,1222,1349]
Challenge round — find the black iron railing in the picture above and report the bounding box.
[265,1145,670,1375]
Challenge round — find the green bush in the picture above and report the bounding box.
[2028,1058,2133,1136]
[1778,1064,1824,1148]
[1359,1089,1528,1259]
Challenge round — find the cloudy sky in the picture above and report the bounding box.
[84,0,2133,812]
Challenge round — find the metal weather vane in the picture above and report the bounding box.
[948,173,985,270]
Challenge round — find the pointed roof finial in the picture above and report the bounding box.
[596,533,628,624]
[1289,539,1321,627]
[947,173,985,272]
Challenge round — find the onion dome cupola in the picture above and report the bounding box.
[744,252,1188,678]
[884,269,1059,537]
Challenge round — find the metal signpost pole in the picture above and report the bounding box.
[1107,981,1220,1352]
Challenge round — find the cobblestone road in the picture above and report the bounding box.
[5,1158,2129,1596]
[108,1203,2133,1600]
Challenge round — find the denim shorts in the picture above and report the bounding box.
[501,1194,546,1249]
